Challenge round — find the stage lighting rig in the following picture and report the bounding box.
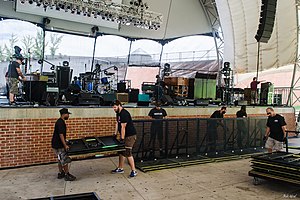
[19,0,163,30]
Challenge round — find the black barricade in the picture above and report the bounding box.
[132,117,267,161]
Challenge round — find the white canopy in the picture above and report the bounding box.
[216,0,297,73]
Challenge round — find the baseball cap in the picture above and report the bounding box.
[59,108,71,115]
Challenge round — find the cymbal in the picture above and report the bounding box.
[105,72,115,76]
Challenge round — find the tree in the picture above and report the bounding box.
[49,34,63,58]
[21,35,34,58]
[33,30,47,60]
[0,45,5,62]
[4,33,18,61]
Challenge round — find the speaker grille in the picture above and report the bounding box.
[255,0,278,43]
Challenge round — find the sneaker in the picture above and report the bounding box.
[64,173,76,181]
[57,172,65,179]
[129,170,138,178]
[111,168,124,174]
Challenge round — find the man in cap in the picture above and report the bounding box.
[148,102,167,157]
[51,108,76,181]
[6,46,26,105]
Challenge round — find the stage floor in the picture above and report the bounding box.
[1,144,300,200]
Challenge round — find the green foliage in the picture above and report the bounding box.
[21,35,34,58]
[4,34,18,61]
[49,34,63,58]
[33,30,48,60]
[1,31,63,61]
[0,45,5,62]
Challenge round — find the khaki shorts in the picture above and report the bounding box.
[120,135,136,157]
[7,78,19,95]
[265,137,283,151]
[53,148,71,166]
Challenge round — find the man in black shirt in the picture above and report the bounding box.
[264,107,287,153]
[148,102,167,156]
[111,100,138,178]
[236,105,248,148]
[7,52,26,105]
[51,108,76,181]
[207,107,227,152]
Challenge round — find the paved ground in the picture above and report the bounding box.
[1,154,300,200]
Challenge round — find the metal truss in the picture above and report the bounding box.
[199,0,224,86]
[287,0,300,106]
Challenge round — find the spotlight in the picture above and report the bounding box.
[43,17,51,25]
[91,26,99,34]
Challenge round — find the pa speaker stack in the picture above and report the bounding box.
[255,0,278,43]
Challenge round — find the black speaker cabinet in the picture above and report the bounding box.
[128,89,139,102]
[117,82,126,93]
[23,81,47,103]
[255,0,277,43]
[100,93,116,106]
[57,66,71,92]
[188,78,195,99]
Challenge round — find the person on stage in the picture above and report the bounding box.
[51,108,76,181]
[264,107,287,153]
[148,102,167,157]
[207,107,227,152]
[236,105,248,148]
[250,77,264,105]
[111,100,138,178]
[6,46,26,105]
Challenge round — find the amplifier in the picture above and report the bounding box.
[117,93,129,104]
[78,93,101,105]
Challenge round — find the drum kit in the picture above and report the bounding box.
[77,65,117,94]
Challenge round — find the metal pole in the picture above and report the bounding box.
[287,0,299,106]
[159,44,164,66]
[127,40,133,65]
[91,36,97,72]
[41,28,46,73]
[256,42,260,80]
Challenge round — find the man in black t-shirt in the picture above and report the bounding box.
[111,100,138,178]
[51,108,76,181]
[236,105,248,148]
[264,107,287,153]
[7,53,26,105]
[207,107,227,152]
[148,102,167,156]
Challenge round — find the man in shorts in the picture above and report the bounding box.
[7,50,26,105]
[51,108,76,181]
[111,100,138,178]
[264,107,287,153]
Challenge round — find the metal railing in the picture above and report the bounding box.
[132,117,267,161]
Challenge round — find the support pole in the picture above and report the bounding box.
[91,36,98,72]
[287,0,299,106]
[256,42,260,80]
[127,40,133,65]
[158,44,164,66]
[41,28,46,73]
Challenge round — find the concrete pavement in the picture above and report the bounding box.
[0,156,300,200]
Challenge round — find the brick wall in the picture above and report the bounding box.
[0,108,295,169]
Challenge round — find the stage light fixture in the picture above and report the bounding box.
[19,0,163,30]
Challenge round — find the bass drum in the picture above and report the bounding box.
[96,84,107,94]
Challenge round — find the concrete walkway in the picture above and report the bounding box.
[1,156,300,200]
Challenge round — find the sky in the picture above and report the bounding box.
[0,19,217,58]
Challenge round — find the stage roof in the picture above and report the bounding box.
[0,0,298,74]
